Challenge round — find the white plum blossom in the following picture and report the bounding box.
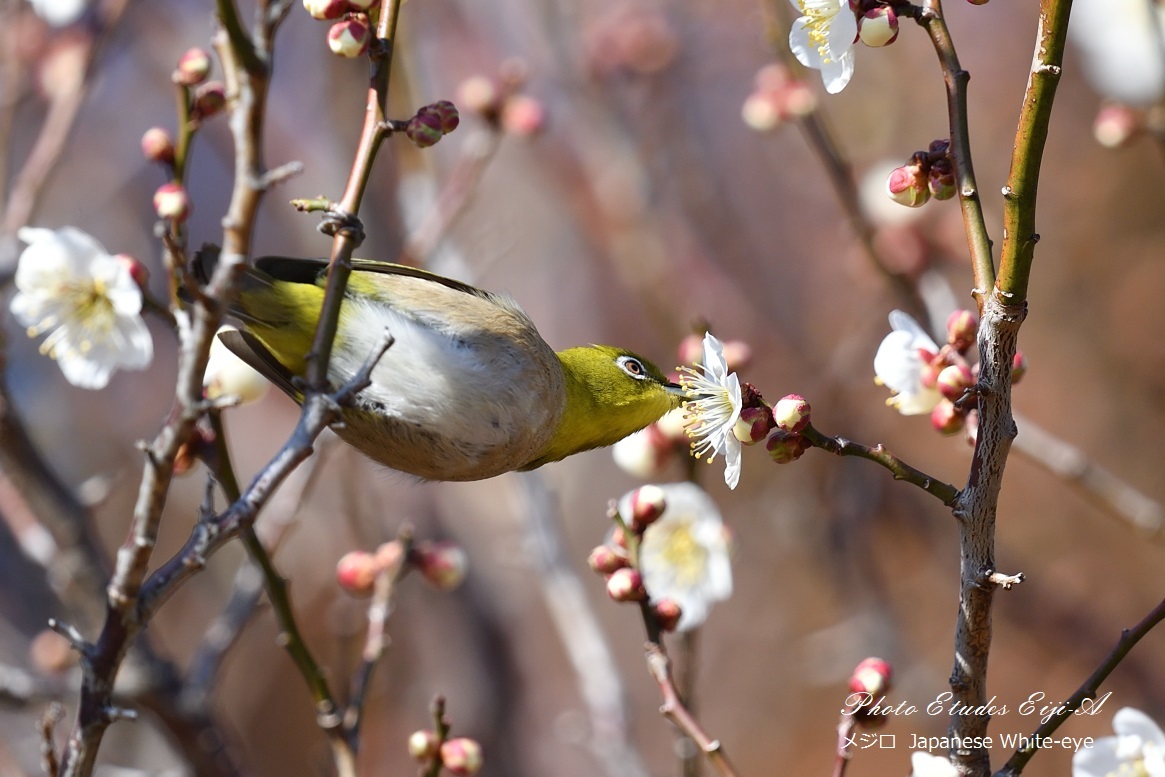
[625,482,732,631]
[1070,0,1165,105]
[909,752,958,777]
[679,333,742,490]
[1073,708,1165,777]
[11,227,153,390]
[874,310,942,416]
[788,0,858,94]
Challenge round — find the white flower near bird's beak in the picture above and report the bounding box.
[679,333,743,489]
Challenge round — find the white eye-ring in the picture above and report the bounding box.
[617,355,648,380]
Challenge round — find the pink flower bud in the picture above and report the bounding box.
[858,6,898,47]
[886,161,930,208]
[173,47,211,86]
[303,0,350,19]
[733,405,774,445]
[587,545,628,575]
[141,127,175,165]
[849,657,893,697]
[783,80,818,117]
[1011,350,1028,384]
[501,94,546,136]
[742,90,785,132]
[327,18,370,58]
[927,156,957,201]
[115,253,150,288]
[773,394,811,433]
[765,429,807,464]
[423,100,460,134]
[936,364,973,402]
[414,541,468,591]
[440,738,483,776]
[626,484,668,530]
[677,333,705,366]
[654,598,683,632]
[153,182,191,222]
[455,75,501,116]
[606,567,645,602]
[919,358,943,390]
[192,83,227,120]
[405,110,444,148]
[930,399,964,435]
[722,339,753,372]
[408,729,440,761]
[1094,104,1141,148]
[374,539,405,570]
[336,550,379,597]
[609,525,629,549]
[946,309,978,352]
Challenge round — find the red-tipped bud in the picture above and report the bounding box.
[173,47,211,86]
[415,541,468,591]
[405,110,444,148]
[946,309,978,352]
[937,364,973,402]
[501,95,546,136]
[654,598,683,632]
[765,429,808,464]
[302,0,350,19]
[919,358,943,390]
[374,539,405,571]
[192,82,227,120]
[153,182,191,222]
[115,253,150,288]
[609,525,629,549]
[1011,350,1028,384]
[455,75,501,117]
[927,156,957,201]
[773,394,811,433]
[858,5,898,47]
[930,399,965,435]
[733,405,774,445]
[606,567,645,602]
[587,545,628,575]
[886,161,930,208]
[849,657,893,697]
[928,138,951,156]
[421,100,460,134]
[626,484,668,530]
[336,550,379,597]
[440,738,483,776]
[328,18,371,58]
[1094,104,1141,148]
[408,729,440,762]
[141,127,175,165]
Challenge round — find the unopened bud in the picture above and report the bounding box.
[455,75,500,116]
[773,394,811,433]
[173,47,211,86]
[205,326,270,404]
[153,182,191,222]
[375,539,405,570]
[1094,104,1141,148]
[302,0,349,19]
[858,5,898,47]
[936,364,973,402]
[677,333,705,366]
[115,253,150,288]
[919,358,943,390]
[405,110,444,148]
[849,657,893,697]
[927,156,956,201]
[415,540,468,591]
[408,729,440,761]
[733,405,774,445]
[606,567,645,602]
[336,550,379,597]
[765,429,808,464]
[501,94,546,136]
[423,100,460,134]
[328,18,370,58]
[930,399,964,435]
[192,82,227,120]
[626,484,668,530]
[612,423,674,478]
[654,598,683,632]
[722,339,752,372]
[742,90,784,132]
[29,629,75,674]
[440,738,483,776]
[587,545,628,575]
[946,309,978,352]
[141,127,175,164]
[886,161,930,208]
[1011,350,1028,384]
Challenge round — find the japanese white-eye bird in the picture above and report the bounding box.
[214,256,685,481]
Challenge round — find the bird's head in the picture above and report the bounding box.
[525,345,685,468]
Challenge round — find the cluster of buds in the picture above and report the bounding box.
[408,724,483,775]
[724,381,813,466]
[845,657,894,728]
[335,538,467,597]
[741,63,817,133]
[403,101,460,148]
[455,61,546,137]
[587,485,683,632]
[302,0,376,58]
[886,139,956,208]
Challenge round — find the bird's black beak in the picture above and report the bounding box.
[665,381,689,399]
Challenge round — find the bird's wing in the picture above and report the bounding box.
[217,328,303,402]
[254,255,493,300]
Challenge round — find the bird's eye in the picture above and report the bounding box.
[617,355,648,380]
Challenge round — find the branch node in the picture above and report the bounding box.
[318,208,365,244]
[984,569,1025,590]
[103,704,138,724]
[47,619,90,658]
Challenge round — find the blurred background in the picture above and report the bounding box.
[1,0,1164,775]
